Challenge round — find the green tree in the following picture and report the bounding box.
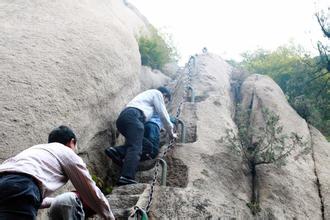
[239,44,307,94]
[237,44,329,139]
[224,107,307,215]
[138,28,178,70]
[313,7,329,118]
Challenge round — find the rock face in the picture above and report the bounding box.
[240,75,320,219]
[147,54,329,219]
[310,126,330,219]
[0,0,148,169]
[149,54,253,219]
[139,66,171,90]
[1,1,330,219]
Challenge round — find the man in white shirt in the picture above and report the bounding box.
[106,87,177,186]
[0,125,115,220]
[108,113,176,165]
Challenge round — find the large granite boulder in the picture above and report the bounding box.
[240,74,321,219]
[1,1,329,219]
[0,0,149,175]
[310,126,330,219]
[149,53,253,219]
[148,53,329,219]
[139,66,171,90]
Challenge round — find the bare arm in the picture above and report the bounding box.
[153,91,176,138]
[61,153,115,220]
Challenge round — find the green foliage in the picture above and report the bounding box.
[308,8,329,136]
[246,202,261,215]
[91,174,113,194]
[237,43,329,139]
[224,107,308,215]
[239,44,307,94]
[226,107,308,167]
[138,28,178,70]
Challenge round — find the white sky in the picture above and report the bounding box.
[128,0,328,64]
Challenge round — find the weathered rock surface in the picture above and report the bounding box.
[0,1,150,218]
[148,54,329,219]
[240,74,321,219]
[149,54,253,219]
[310,126,330,219]
[1,1,330,219]
[0,0,148,169]
[161,62,180,79]
[139,66,171,90]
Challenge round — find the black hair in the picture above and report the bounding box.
[157,86,171,101]
[48,125,77,145]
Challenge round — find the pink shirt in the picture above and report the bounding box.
[0,143,114,220]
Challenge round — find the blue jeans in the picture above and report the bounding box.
[141,121,160,160]
[48,192,84,220]
[0,173,41,220]
[116,107,145,180]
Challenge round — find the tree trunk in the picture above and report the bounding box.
[250,162,260,214]
[251,163,257,203]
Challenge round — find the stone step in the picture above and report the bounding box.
[105,184,151,219]
[89,208,131,220]
[111,208,131,220]
[108,194,140,209]
[111,183,148,195]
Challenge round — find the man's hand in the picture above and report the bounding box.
[39,197,55,209]
[171,133,178,139]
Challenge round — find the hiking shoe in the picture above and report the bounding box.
[105,147,123,167]
[117,176,138,186]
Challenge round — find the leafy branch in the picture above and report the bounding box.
[224,107,308,214]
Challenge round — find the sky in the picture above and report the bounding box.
[128,0,328,65]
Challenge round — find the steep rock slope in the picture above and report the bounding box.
[1,1,329,219]
[147,53,329,219]
[240,74,321,219]
[310,126,330,219]
[0,0,148,173]
[139,66,171,90]
[149,54,253,219]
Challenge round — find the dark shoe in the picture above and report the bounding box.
[105,147,123,167]
[117,176,138,186]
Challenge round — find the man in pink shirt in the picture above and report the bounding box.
[0,125,115,220]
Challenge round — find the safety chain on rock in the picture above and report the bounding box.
[144,56,196,213]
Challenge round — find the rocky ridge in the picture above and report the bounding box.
[0,1,329,219]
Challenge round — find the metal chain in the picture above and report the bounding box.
[145,56,196,213]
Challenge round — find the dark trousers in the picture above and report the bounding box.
[115,121,161,161]
[0,173,41,220]
[116,107,145,180]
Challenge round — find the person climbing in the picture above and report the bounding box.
[141,113,177,161]
[0,125,115,220]
[106,113,176,167]
[202,47,208,54]
[140,114,167,161]
[105,87,177,186]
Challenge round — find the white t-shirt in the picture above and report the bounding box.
[126,89,174,135]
